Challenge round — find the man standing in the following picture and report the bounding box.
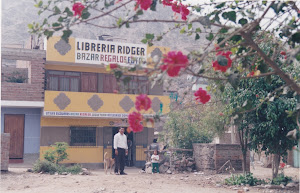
[113,127,128,175]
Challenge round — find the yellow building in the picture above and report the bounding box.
[40,36,170,167]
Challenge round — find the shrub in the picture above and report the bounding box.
[44,142,69,164]
[33,160,58,174]
[33,160,82,175]
[272,173,292,186]
[225,173,266,186]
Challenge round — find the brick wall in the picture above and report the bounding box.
[1,48,46,101]
[193,143,250,173]
[1,133,10,171]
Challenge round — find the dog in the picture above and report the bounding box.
[104,152,115,174]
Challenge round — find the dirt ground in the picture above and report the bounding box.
[1,164,299,193]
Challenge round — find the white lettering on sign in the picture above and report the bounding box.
[75,38,147,67]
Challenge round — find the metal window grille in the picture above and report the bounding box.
[70,127,96,146]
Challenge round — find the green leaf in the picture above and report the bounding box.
[180,27,186,34]
[188,23,192,30]
[222,11,236,23]
[61,29,72,42]
[215,2,225,9]
[28,24,34,29]
[58,16,64,22]
[38,1,43,7]
[228,73,240,89]
[136,10,143,15]
[238,18,248,26]
[146,33,155,40]
[125,22,130,28]
[230,35,242,42]
[141,39,148,44]
[53,6,61,14]
[150,0,157,11]
[220,28,228,33]
[117,18,123,27]
[44,30,54,39]
[52,22,63,31]
[206,33,214,41]
[195,33,200,40]
[157,36,162,41]
[38,10,43,15]
[63,7,73,17]
[195,28,201,33]
[81,9,90,20]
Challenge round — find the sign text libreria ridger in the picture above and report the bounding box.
[75,38,147,66]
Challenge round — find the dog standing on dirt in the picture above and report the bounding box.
[104,152,115,174]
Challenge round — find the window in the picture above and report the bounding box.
[70,127,96,146]
[81,72,97,92]
[47,70,80,92]
[120,75,149,94]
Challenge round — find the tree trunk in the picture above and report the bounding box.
[272,154,281,179]
[242,150,247,174]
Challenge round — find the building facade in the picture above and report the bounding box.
[40,37,170,167]
[1,47,45,163]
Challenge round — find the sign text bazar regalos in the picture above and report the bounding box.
[75,38,147,67]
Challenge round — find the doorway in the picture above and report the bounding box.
[4,114,25,159]
[112,127,135,166]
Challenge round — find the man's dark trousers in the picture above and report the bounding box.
[115,148,126,173]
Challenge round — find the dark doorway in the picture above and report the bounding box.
[4,114,25,159]
[112,127,134,166]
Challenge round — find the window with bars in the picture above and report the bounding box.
[70,127,96,146]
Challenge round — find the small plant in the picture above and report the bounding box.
[225,173,266,186]
[33,160,58,174]
[56,164,82,174]
[44,142,69,164]
[5,71,27,83]
[272,173,292,186]
[33,160,82,175]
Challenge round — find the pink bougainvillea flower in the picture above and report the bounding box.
[162,0,173,6]
[280,163,286,169]
[171,2,181,13]
[136,0,153,10]
[72,2,85,17]
[247,71,255,77]
[212,51,232,72]
[194,88,211,104]
[128,112,144,133]
[180,4,189,20]
[160,51,189,77]
[280,51,286,56]
[135,94,152,111]
[109,63,118,69]
[219,112,224,116]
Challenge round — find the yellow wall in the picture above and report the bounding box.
[44,91,170,114]
[40,146,104,163]
[46,37,76,63]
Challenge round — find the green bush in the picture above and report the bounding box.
[272,173,292,186]
[56,164,82,174]
[225,173,266,186]
[33,160,58,174]
[33,160,82,175]
[44,142,69,164]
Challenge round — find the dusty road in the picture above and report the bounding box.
[1,165,299,193]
